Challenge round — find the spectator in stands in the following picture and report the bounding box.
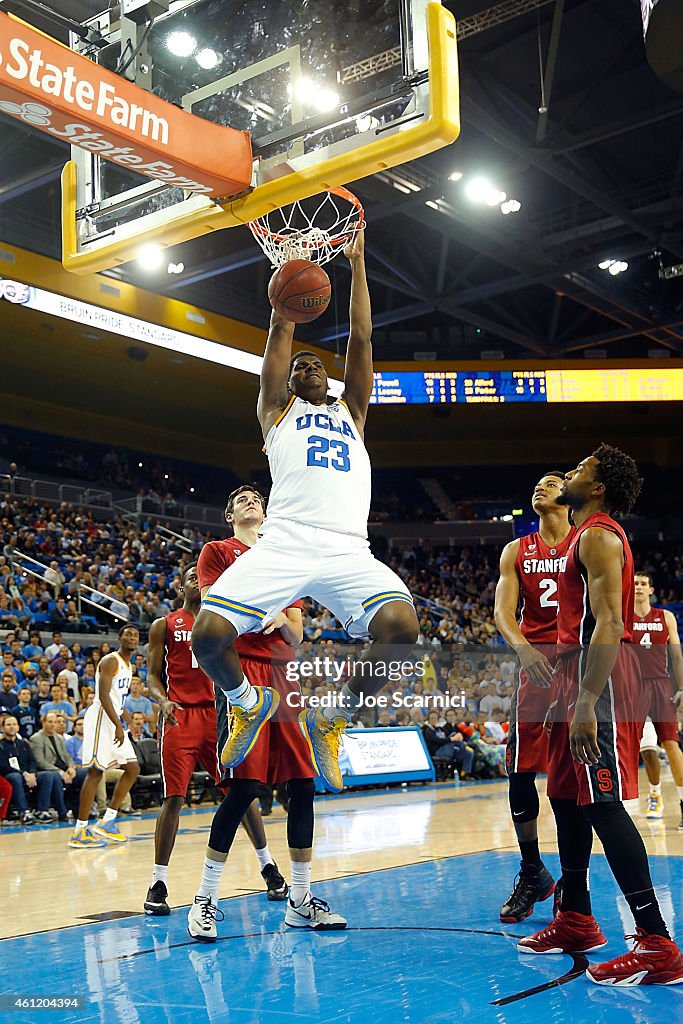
[0,714,65,824]
[376,709,394,728]
[80,662,96,698]
[78,691,95,715]
[44,632,63,661]
[422,709,475,780]
[39,681,77,730]
[127,710,146,745]
[37,655,53,683]
[58,659,79,701]
[71,641,85,674]
[54,712,69,738]
[22,631,43,660]
[30,710,82,815]
[2,651,21,685]
[0,669,18,711]
[478,682,503,719]
[122,677,155,736]
[31,677,53,715]
[44,560,65,597]
[21,662,39,691]
[14,687,38,739]
[50,645,70,676]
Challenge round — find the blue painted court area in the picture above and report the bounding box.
[2,852,683,1024]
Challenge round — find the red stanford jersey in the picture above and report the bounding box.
[632,607,669,679]
[557,513,634,647]
[164,609,215,706]
[197,537,302,664]
[515,528,575,645]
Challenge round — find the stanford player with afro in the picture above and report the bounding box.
[518,444,683,987]
[495,472,574,923]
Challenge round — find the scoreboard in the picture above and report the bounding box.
[369,369,683,405]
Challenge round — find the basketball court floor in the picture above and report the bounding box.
[2,771,682,1023]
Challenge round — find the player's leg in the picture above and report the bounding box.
[640,717,663,818]
[69,765,107,847]
[302,552,417,790]
[92,757,140,843]
[518,673,606,956]
[652,679,683,826]
[188,778,260,942]
[284,777,346,930]
[193,540,306,768]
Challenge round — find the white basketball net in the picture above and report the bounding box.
[248,187,364,268]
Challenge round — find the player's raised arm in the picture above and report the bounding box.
[341,230,373,431]
[495,540,552,688]
[257,310,296,439]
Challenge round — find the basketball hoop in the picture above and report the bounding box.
[248,186,365,268]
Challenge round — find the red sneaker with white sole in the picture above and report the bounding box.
[518,910,607,954]
[587,930,683,986]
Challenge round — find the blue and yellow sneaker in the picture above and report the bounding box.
[68,826,107,849]
[92,818,128,843]
[220,687,280,768]
[298,709,347,792]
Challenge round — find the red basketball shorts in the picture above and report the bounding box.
[217,658,313,784]
[506,668,556,775]
[641,677,679,744]
[547,646,643,806]
[159,704,220,799]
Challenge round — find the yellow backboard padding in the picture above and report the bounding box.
[62,2,459,274]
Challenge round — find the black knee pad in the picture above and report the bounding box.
[508,772,539,822]
[209,779,260,853]
[286,778,315,850]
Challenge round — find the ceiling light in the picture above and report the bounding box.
[196,47,220,70]
[448,171,463,181]
[356,114,379,133]
[608,260,628,275]
[598,259,613,270]
[167,262,184,274]
[501,199,521,214]
[464,177,506,206]
[166,31,196,57]
[315,88,340,112]
[137,243,164,270]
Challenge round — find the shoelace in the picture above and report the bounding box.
[195,896,225,926]
[306,896,332,914]
[506,871,536,905]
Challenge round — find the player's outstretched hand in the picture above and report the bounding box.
[344,227,365,262]
[569,699,601,765]
[160,698,182,728]
[518,645,553,688]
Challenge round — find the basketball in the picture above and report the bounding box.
[268,260,331,323]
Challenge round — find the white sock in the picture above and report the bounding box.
[226,675,258,710]
[152,864,169,885]
[677,786,683,801]
[75,818,88,832]
[650,784,662,796]
[255,846,273,871]
[290,861,311,906]
[103,807,118,824]
[198,856,225,901]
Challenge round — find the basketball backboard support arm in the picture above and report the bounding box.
[62,1,459,275]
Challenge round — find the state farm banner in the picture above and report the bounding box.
[0,12,252,198]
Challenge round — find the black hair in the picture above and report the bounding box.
[634,571,654,587]
[118,624,138,638]
[542,470,565,480]
[180,562,197,584]
[224,484,267,520]
[289,350,324,375]
[592,442,643,516]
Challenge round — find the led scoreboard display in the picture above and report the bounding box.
[369,369,683,404]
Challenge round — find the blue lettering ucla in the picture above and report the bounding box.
[296,413,355,439]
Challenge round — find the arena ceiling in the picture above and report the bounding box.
[1,0,682,365]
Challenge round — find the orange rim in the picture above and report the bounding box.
[249,186,365,246]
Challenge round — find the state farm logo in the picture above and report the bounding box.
[0,99,51,125]
[0,279,31,304]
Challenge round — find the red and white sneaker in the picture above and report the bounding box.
[518,910,607,954]
[587,930,683,986]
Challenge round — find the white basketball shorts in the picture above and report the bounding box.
[81,702,138,770]
[202,518,414,639]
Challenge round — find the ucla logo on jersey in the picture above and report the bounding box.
[296,413,355,439]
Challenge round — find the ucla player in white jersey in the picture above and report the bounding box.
[68,625,141,848]
[192,230,418,793]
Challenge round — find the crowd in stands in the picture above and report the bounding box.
[1,481,682,820]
